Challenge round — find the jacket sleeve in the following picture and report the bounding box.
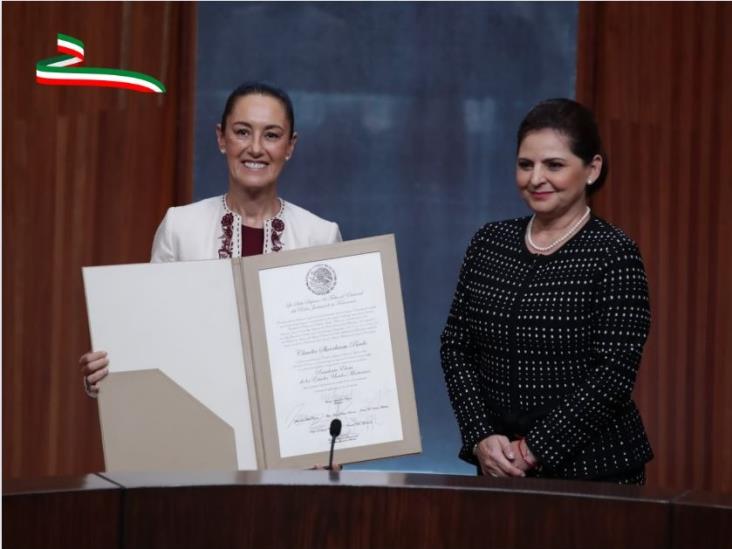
[150,208,177,263]
[525,244,651,471]
[440,234,496,464]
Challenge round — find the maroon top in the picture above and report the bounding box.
[242,225,265,257]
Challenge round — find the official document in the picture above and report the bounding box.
[258,252,403,458]
[84,234,421,471]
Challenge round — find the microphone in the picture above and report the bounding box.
[327,418,342,471]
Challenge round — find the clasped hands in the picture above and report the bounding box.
[475,434,537,478]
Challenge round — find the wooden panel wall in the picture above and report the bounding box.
[577,2,732,492]
[2,2,196,479]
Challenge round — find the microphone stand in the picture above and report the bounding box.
[327,418,341,471]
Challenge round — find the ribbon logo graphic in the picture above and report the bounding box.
[36,33,166,93]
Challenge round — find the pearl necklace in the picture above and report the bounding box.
[526,206,591,252]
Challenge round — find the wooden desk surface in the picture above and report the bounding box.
[3,474,121,549]
[4,471,730,549]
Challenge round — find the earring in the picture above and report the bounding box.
[220,149,226,154]
[587,179,593,185]
[285,156,290,161]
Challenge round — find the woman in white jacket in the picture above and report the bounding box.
[81,82,341,395]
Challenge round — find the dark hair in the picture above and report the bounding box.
[517,98,608,194]
[220,81,295,137]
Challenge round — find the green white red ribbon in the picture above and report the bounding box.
[36,33,166,93]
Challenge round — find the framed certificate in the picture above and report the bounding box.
[242,235,421,468]
[83,235,421,471]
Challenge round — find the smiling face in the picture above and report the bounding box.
[516,128,601,219]
[216,93,297,193]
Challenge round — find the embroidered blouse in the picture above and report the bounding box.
[151,195,342,262]
[242,225,265,257]
[217,196,286,258]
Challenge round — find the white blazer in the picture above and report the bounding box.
[151,195,341,262]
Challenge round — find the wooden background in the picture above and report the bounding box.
[2,1,195,478]
[578,2,732,492]
[3,2,731,493]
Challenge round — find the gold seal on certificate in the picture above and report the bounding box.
[84,235,421,471]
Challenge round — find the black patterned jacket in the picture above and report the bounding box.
[440,216,653,479]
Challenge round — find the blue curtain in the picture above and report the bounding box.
[195,1,577,474]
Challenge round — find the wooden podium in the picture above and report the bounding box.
[4,470,731,549]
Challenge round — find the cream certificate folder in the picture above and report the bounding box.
[83,234,421,471]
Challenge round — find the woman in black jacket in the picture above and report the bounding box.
[441,98,653,484]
